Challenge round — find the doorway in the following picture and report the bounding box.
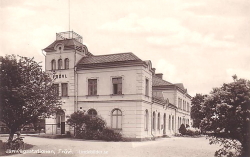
[56,110,65,134]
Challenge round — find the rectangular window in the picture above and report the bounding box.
[61,83,68,97]
[52,84,59,96]
[88,79,97,95]
[112,77,122,95]
[178,98,182,109]
[182,100,184,110]
[145,79,149,96]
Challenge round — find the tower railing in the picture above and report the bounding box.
[56,31,82,43]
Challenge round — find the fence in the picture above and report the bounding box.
[0,125,45,134]
[45,124,72,135]
[0,124,72,135]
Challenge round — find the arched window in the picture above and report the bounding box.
[88,109,97,118]
[157,113,160,130]
[56,110,65,134]
[172,115,174,131]
[64,58,69,69]
[163,113,166,134]
[177,117,179,129]
[169,115,171,130]
[58,59,62,70]
[144,110,149,131]
[51,59,56,70]
[153,112,156,130]
[111,109,122,129]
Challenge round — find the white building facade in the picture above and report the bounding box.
[44,31,192,140]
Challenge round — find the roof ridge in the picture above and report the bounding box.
[152,75,173,85]
[89,52,135,57]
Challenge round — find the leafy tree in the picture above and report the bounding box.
[190,94,207,128]
[0,55,61,141]
[200,76,250,157]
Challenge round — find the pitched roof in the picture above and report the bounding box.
[43,39,93,56]
[77,52,141,65]
[174,83,185,91]
[152,75,172,86]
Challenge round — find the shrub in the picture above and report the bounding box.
[185,128,201,136]
[67,111,122,141]
[179,124,187,135]
[100,128,123,141]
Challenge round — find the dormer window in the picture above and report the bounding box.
[64,58,69,69]
[58,59,62,70]
[54,43,64,52]
[51,59,56,70]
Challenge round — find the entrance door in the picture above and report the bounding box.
[61,122,65,134]
[56,110,65,134]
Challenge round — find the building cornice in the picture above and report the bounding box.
[153,85,192,99]
[76,60,148,70]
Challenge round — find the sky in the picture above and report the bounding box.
[0,0,249,96]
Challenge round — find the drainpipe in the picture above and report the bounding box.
[74,50,78,112]
[174,109,177,134]
[150,101,155,140]
[75,66,78,112]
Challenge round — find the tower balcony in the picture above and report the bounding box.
[56,31,82,43]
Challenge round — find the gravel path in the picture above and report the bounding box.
[0,136,221,157]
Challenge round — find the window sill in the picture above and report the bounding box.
[86,95,99,97]
[56,69,69,71]
[111,128,122,133]
[110,94,124,97]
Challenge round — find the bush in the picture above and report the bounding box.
[67,111,122,141]
[179,124,201,137]
[179,124,187,135]
[185,128,201,136]
[100,128,122,141]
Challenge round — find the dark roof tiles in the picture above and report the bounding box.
[152,75,172,86]
[78,52,141,65]
[44,39,85,52]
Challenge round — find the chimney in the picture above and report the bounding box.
[152,68,156,75]
[155,73,163,79]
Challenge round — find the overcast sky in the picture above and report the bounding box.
[0,0,249,96]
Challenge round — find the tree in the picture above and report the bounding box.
[190,94,206,128]
[0,55,61,141]
[200,76,250,157]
